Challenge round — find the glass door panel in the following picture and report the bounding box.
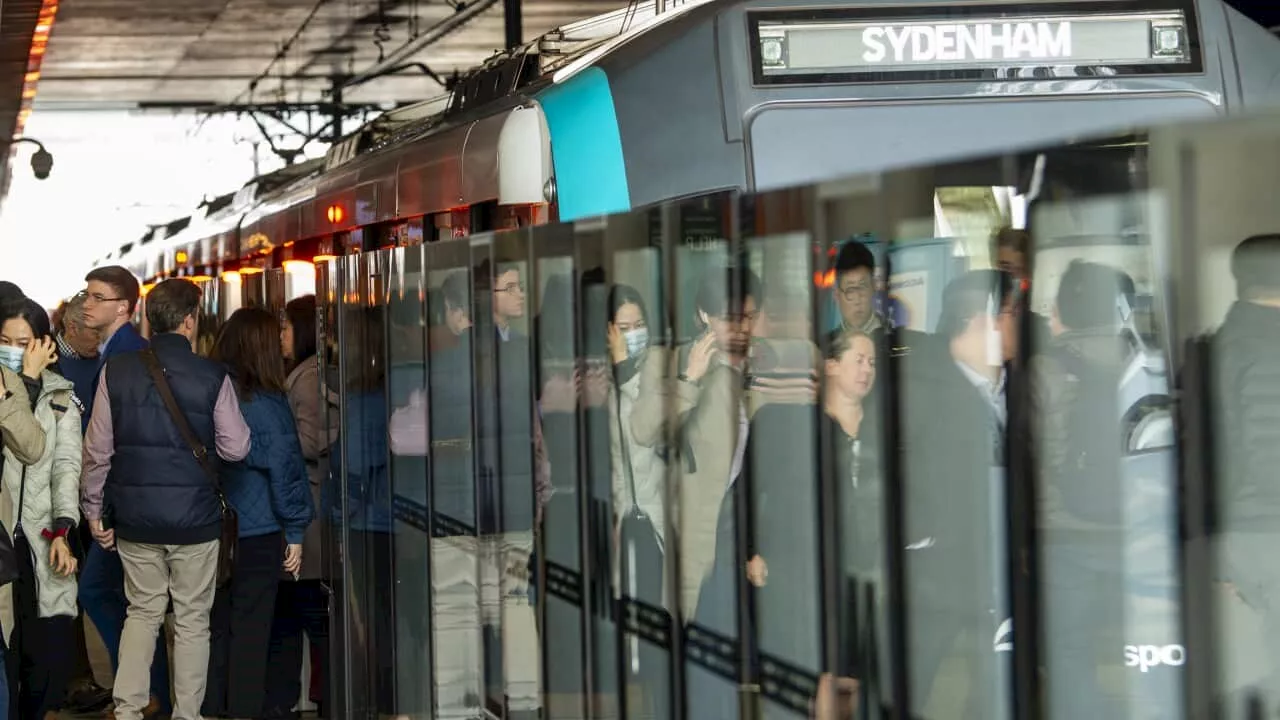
[387,243,434,717]
[424,238,486,720]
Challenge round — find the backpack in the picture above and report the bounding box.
[1051,345,1126,524]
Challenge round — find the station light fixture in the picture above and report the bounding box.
[0,137,53,180]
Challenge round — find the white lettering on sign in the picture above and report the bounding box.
[1124,644,1186,672]
[862,22,1072,63]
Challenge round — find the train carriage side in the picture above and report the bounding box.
[537,0,1280,220]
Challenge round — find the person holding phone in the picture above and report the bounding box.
[0,297,84,720]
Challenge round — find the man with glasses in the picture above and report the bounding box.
[77,265,172,719]
[828,239,932,360]
[831,241,882,340]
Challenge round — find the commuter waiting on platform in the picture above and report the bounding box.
[202,307,314,720]
[75,265,174,718]
[264,294,336,719]
[0,298,84,720]
[81,278,252,720]
[0,288,48,720]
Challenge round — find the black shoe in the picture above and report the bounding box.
[63,679,113,714]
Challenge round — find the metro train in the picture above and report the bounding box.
[93,0,1280,306]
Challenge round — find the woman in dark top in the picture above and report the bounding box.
[824,329,879,718]
[202,308,314,720]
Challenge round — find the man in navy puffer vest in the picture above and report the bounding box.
[81,279,251,720]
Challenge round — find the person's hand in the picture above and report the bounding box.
[812,673,859,719]
[50,535,77,576]
[22,337,56,379]
[746,554,768,587]
[583,364,610,408]
[89,518,114,551]
[607,323,628,364]
[684,333,717,383]
[541,372,580,413]
[283,544,303,576]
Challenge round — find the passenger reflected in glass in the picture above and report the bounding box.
[631,265,761,621]
[473,259,544,717]
[427,270,486,720]
[630,264,759,719]
[900,270,1018,720]
[606,284,673,719]
[1031,260,1137,719]
[1214,234,1280,713]
[830,241,882,341]
[993,227,1051,357]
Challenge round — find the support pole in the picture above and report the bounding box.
[330,78,345,144]
[504,0,521,49]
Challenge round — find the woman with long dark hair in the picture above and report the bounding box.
[263,294,337,718]
[201,307,314,720]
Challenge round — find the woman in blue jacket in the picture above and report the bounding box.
[201,307,315,720]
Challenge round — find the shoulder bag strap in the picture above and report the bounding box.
[612,383,641,511]
[14,467,27,536]
[139,349,223,493]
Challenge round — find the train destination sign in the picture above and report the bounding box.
[753,9,1193,82]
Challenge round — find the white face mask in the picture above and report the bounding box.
[0,345,23,374]
[623,328,649,358]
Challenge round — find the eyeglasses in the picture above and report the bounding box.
[837,282,873,300]
[76,290,124,305]
[495,283,525,295]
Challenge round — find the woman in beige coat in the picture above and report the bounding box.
[0,299,81,720]
[264,294,339,719]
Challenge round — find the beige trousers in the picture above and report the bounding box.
[114,539,220,720]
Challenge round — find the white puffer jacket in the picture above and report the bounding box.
[0,369,82,637]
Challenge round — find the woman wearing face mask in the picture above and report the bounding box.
[606,284,672,718]
[0,298,83,720]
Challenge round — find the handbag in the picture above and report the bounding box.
[0,464,28,587]
[140,349,238,587]
[612,383,660,549]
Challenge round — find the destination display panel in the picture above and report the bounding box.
[748,0,1202,85]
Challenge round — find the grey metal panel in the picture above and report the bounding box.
[1223,4,1280,110]
[748,94,1218,191]
[602,20,748,209]
[396,123,469,217]
[461,112,505,205]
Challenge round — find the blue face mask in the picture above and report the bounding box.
[624,328,649,358]
[0,345,22,374]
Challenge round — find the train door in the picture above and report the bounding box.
[530,221,592,720]
[597,207,677,720]
[385,241,434,716]
[421,237,485,719]
[471,227,543,719]
[329,248,395,719]
[264,267,287,314]
[314,258,346,719]
[242,268,268,309]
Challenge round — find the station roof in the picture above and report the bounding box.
[0,0,618,197]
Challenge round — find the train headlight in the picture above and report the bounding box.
[760,35,787,68]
